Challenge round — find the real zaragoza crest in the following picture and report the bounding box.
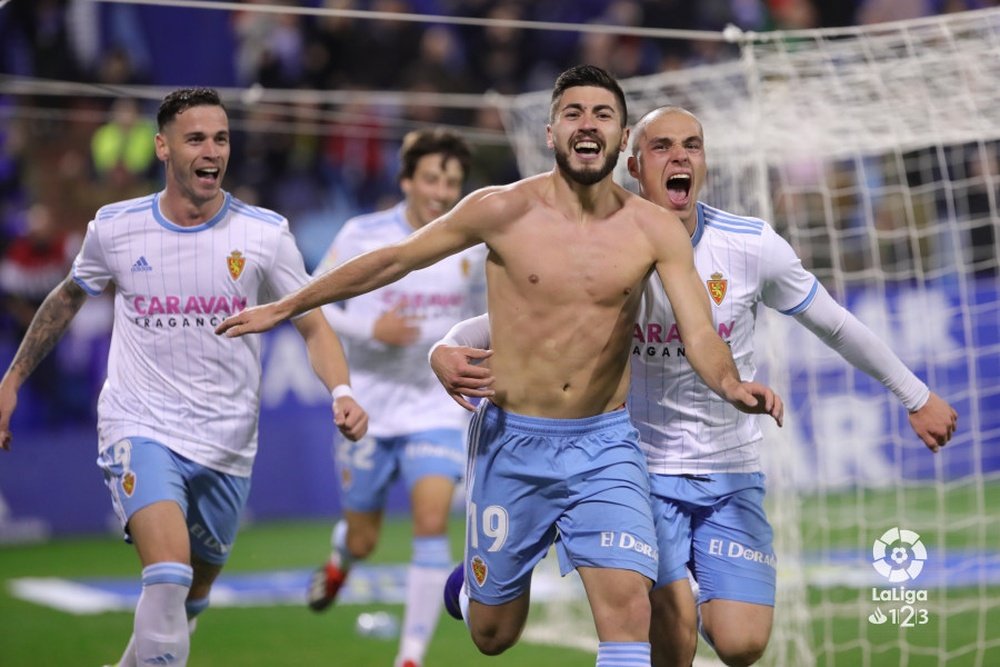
[227,250,246,280]
[122,471,136,497]
[471,555,488,586]
[707,271,727,305]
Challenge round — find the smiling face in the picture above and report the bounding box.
[401,152,466,229]
[154,104,230,210]
[627,107,707,231]
[547,85,628,187]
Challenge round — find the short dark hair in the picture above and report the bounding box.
[398,128,472,182]
[157,88,225,130]
[550,64,628,128]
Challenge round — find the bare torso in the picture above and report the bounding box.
[479,173,655,418]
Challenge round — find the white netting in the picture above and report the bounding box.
[500,8,1000,666]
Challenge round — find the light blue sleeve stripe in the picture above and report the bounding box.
[72,275,103,297]
[780,279,819,315]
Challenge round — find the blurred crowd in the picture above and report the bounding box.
[0,0,996,421]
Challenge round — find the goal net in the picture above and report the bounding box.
[499,9,1000,666]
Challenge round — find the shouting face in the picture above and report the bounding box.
[548,85,628,186]
[628,108,706,229]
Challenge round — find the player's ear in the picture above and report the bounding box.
[154,132,169,162]
[627,155,639,179]
[545,124,554,149]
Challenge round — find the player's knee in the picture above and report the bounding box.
[713,634,768,667]
[592,586,651,640]
[412,513,449,536]
[470,624,520,656]
[345,530,378,559]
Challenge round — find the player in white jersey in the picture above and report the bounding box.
[0,88,368,667]
[306,128,485,667]
[430,106,957,667]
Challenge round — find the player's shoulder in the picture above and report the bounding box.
[228,194,289,229]
[700,202,770,237]
[627,191,686,237]
[93,193,157,224]
[340,204,403,234]
[437,179,535,230]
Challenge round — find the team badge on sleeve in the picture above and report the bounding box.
[227,250,247,280]
[707,272,728,305]
[471,555,488,586]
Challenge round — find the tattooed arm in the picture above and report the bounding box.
[0,276,89,451]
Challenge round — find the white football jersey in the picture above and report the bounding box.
[314,203,487,437]
[631,202,818,474]
[72,191,313,476]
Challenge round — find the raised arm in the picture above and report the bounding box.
[217,190,494,338]
[647,209,783,425]
[0,276,88,450]
[794,285,957,451]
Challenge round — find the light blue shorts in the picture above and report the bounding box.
[96,437,251,565]
[463,402,657,606]
[651,472,775,606]
[336,428,465,512]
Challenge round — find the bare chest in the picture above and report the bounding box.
[492,215,651,306]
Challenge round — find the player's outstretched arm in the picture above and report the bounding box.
[217,190,494,339]
[792,283,956,452]
[0,276,88,451]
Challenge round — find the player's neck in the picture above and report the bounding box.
[159,189,225,227]
[550,169,619,219]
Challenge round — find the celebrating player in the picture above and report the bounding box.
[0,88,368,667]
[217,67,781,667]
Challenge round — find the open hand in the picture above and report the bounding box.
[216,303,286,338]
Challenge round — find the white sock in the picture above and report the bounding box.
[459,584,471,628]
[117,592,207,666]
[395,536,450,666]
[331,519,354,570]
[133,562,193,666]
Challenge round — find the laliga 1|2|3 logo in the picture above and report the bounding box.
[867,527,930,627]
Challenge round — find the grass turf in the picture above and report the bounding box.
[0,517,595,667]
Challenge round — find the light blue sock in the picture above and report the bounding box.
[186,596,210,634]
[596,641,651,667]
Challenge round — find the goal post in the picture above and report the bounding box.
[498,8,1000,666]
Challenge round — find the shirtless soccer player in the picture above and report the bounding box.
[217,68,782,667]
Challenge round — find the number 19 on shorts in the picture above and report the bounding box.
[469,502,509,552]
